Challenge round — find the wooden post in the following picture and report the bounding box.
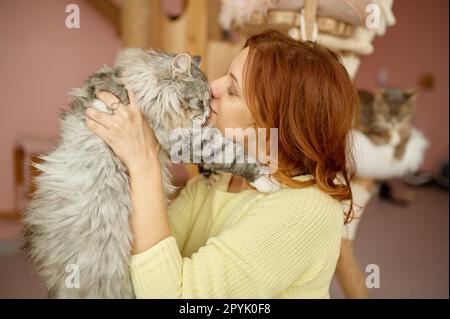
[184,0,208,57]
[207,0,223,41]
[121,0,157,48]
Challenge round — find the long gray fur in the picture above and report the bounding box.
[21,48,261,298]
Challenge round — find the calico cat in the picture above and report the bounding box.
[21,49,262,298]
[358,87,418,161]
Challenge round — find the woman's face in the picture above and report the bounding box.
[208,47,254,134]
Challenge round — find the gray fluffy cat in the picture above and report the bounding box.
[358,87,418,161]
[21,49,261,298]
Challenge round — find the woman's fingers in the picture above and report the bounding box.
[89,89,140,133]
[96,91,120,110]
[95,90,130,119]
[96,90,129,116]
[85,108,113,128]
[85,116,112,143]
[87,91,135,130]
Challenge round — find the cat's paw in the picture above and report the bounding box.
[389,130,401,146]
[250,176,281,193]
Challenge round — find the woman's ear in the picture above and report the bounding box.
[171,53,192,76]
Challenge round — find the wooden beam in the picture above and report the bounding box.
[86,0,121,35]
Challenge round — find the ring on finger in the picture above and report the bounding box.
[110,101,121,110]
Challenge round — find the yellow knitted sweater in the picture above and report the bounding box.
[129,172,343,298]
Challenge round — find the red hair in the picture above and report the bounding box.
[243,30,359,223]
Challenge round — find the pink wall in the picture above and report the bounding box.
[0,0,122,211]
[354,0,449,172]
[0,0,448,211]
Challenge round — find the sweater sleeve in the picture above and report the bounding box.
[129,187,343,298]
[165,174,204,251]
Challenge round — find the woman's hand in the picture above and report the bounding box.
[85,89,160,174]
[86,89,171,254]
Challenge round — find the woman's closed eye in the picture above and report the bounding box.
[228,86,238,97]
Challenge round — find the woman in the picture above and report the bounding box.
[85,30,358,298]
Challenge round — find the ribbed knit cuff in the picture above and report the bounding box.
[130,236,183,298]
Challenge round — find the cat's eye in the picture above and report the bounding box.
[188,97,200,109]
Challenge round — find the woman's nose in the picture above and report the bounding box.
[209,80,222,99]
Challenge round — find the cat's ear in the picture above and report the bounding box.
[405,87,419,101]
[171,53,192,77]
[192,55,202,67]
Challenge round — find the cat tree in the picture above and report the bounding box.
[88,0,239,79]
